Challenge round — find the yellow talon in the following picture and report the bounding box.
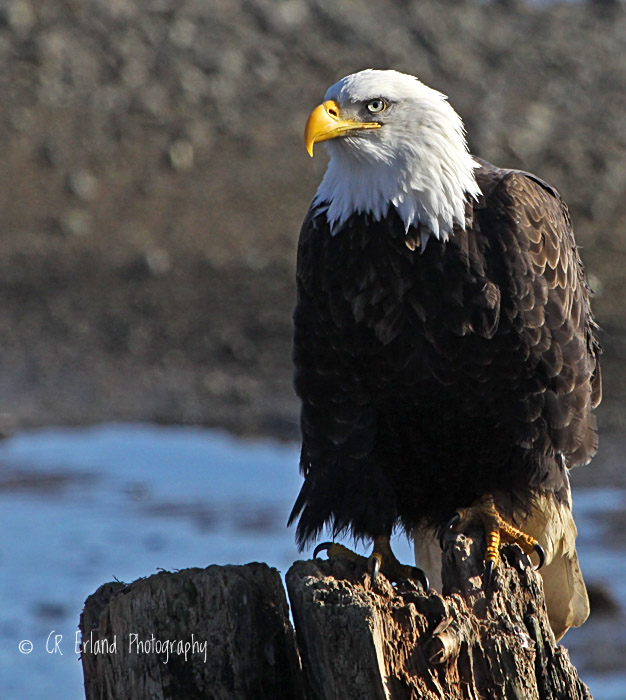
[443,494,545,584]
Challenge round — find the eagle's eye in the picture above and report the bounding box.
[366,98,386,114]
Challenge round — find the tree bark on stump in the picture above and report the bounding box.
[79,531,593,700]
[79,563,305,700]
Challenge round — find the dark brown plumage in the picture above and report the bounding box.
[290,69,601,638]
[289,158,601,549]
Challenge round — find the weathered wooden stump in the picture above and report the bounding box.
[80,532,593,700]
[79,564,305,700]
[286,531,592,700]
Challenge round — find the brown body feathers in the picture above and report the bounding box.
[290,159,601,551]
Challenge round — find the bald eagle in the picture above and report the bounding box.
[288,69,601,640]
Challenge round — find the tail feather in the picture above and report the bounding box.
[521,488,589,640]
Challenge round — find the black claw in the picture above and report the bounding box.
[484,560,495,587]
[412,567,430,592]
[533,543,546,571]
[439,513,461,549]
[313,541,333,559]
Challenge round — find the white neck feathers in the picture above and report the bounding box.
[312,71,481,244]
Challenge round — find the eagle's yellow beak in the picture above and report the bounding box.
[304,100,382,157]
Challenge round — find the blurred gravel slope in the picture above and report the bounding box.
[0,0,625,436]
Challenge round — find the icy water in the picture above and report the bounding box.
[0,424,624,699]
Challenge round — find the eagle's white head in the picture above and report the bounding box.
[306,69,481,244]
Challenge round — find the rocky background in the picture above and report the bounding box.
[0,0,625,443]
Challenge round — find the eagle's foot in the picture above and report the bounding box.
[368,536,430,589]
[314,536,429,590]
[440,494,545,585]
